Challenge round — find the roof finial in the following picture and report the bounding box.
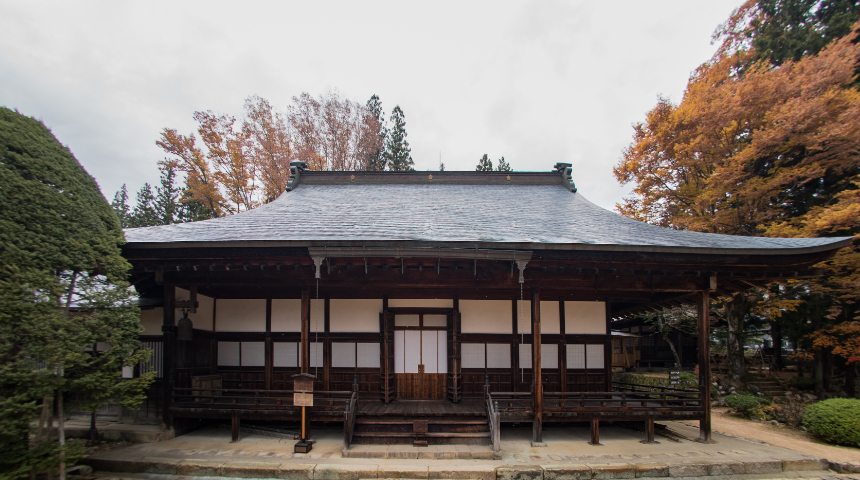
[554,163,576,193]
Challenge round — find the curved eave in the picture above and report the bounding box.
[120,237,853,257]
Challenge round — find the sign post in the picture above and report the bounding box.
[293,373,315,453]
[669,365,680,386]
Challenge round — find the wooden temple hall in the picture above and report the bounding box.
[124,163,850,451]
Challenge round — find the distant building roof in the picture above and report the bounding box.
[123,168,851,256]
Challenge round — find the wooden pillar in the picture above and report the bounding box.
[531,288,543,444]
[589,417,601,445]
[511,298,519,392]
[454,298,461,402]
[381,296,392,403]
[697,289,715,443]
[641,416,658,444]
[301,286,310,374]
[211,299,218,374]
[559,300,567,393]
[231,411,240,442]
[265,299,273,391]
[162,284,175,429]
[324,297,331,392]
[604,302,613,392]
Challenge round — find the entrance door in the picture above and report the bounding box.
[393,313,448,399]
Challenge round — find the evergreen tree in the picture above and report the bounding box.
[155,164,182,225]
[718,0,860,67]
[475,154,493,171]
[496,156,512,172]
[364,95,388,171]
[384,106,414,171]
[111,184,131,228]
[0,107,152,478]
[130,183,159,228]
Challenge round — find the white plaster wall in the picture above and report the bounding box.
[388,299,453,308]
[271,299,301,332]
[330,299,382,332]
[460,300,511,333]
[564,301,607,334]
[216,299,266,332]
[516,300,531,333]
[175,288,214,331]
[540,301,560,334]
[308,299,324,333]
[139,308,162,335]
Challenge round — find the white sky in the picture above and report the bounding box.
[0,1,740,211]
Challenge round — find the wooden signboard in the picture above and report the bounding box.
[294,392,313,407]
[293,374,314,393]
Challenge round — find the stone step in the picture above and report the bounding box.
[342,444,499,460]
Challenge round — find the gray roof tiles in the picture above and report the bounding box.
[123,183,851,254]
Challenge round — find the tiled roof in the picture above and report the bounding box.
[123,174,851,255]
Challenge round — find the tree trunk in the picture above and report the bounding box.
[726,309,744,386]
[814,354,824,398]
[823,350,833,393]
[845,362,856,398]
[771,321,784,371]
[662,332,682,368]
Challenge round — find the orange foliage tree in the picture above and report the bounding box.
[615,17,860,384]
[156,91,387,215]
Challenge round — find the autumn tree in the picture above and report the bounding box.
[385,105,414,171]
[156,130,225,217]
[144,91,393,220]
[616,4,860,386]
[243,95,292,203]
[363,94,387,171]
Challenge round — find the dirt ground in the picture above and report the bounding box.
[677,407,860,463]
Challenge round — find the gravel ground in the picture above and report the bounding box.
[675,407,860,463]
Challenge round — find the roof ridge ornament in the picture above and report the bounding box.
[286,161,309,192]
[554,162,577,193]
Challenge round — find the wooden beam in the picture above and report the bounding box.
[696,290,715,444]
[532,288,543,445]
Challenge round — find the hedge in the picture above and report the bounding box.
[802,398,860,447]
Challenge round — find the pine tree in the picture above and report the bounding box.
[0,107,152,478]
[130,183,159,228]
[384,106,414,171]
[364,95,387,171]
[155,164,183,225]
[496,156,512,172]
[111,184,131,228]
[475,154,493,171]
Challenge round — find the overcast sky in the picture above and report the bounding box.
[0,1,740,211]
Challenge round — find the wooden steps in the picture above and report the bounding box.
[352,402,490,445]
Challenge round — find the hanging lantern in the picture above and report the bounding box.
[177,309,193,341]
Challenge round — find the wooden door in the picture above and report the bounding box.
[394,314,447,399]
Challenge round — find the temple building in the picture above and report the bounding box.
[124,163,850,450]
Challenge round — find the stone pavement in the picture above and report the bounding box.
[82,421,842,479]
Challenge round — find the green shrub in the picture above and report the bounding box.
[725,393,771,418]
[789,377,816,391]
[802,398,860,447]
